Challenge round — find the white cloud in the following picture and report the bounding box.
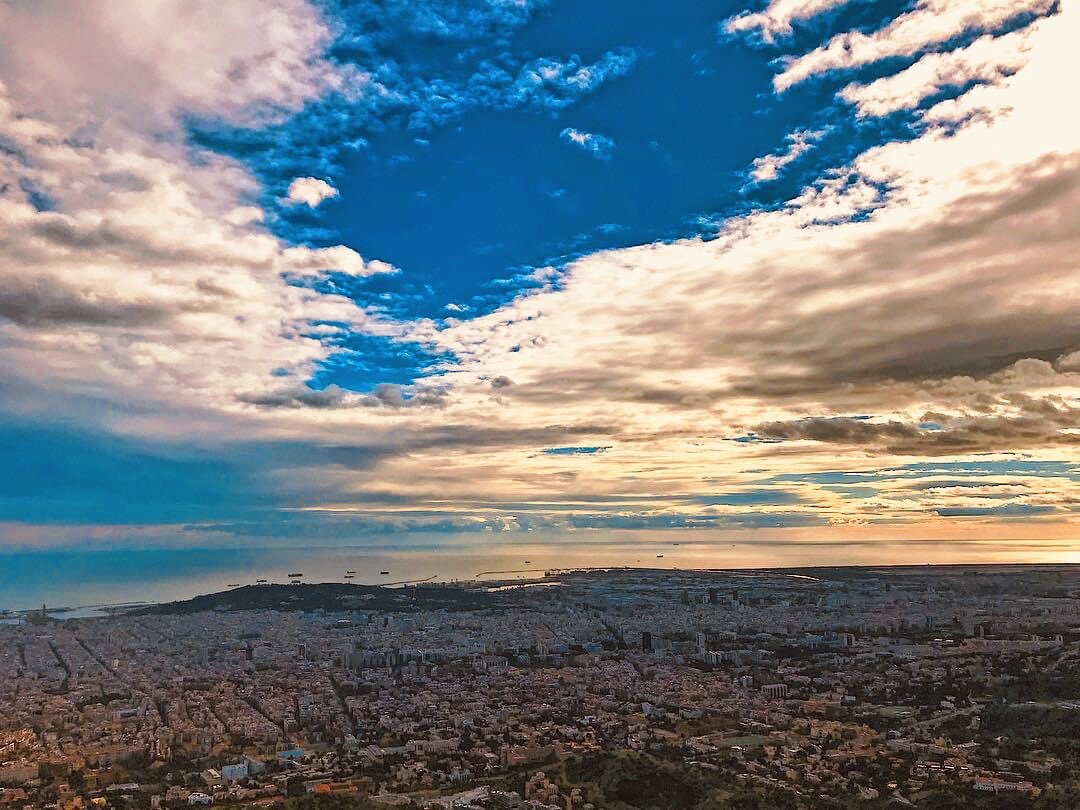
[747,128,824,183]
[0,0,360,126]
[0,2,395,438]
[284,176,339,207]
[723,0,854,43]
[839,29,1036,117]
[559,127,616,159]
[514,49,636,107]
[397,0,1080,527]
[774,0,1056,92]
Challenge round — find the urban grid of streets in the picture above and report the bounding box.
[2,566,1080,809]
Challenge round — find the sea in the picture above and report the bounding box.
[0,535,1071,613]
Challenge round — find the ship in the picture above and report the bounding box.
[656,554,664,558]
[380,570,390,575]
[227,583,241,587]
[344,574,354,579]
[346,570,356,574]
[255,579,267,584]
[287,572,303,578]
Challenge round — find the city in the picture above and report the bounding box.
[3,565,1080,808]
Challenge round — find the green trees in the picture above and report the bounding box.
[282,797,388,810]
[560,750,804,809]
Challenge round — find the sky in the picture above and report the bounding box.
[0,0,1077,562]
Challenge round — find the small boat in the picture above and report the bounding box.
[344,574,354,579]
[288,572,303,578]
[380,570,390,575]
[346,570,356,574]
[656,555,664,559]
[228,583,241,588]
[255,579,267,584]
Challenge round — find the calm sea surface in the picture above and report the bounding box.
[0,536,1072,612]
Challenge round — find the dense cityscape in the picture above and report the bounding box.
[3,566,1080,809]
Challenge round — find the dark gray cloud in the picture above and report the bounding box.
[696,489,805,506]
[360,383,449,409]
[754,395,1079,455]
[907,480,1027,491]
[239,382,456,411]
[934,504,1058,518]
[0,283,175,328]
[729,155,1080,396]
[240,384,351,409]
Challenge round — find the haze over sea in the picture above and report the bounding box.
[3,536,1077,613]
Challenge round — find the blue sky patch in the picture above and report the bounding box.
[186,0,931,395]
